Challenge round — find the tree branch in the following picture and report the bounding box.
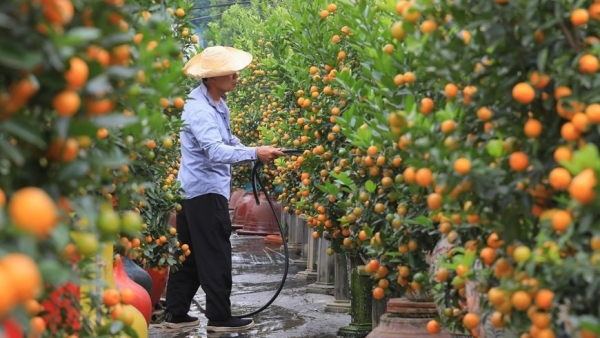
[558,21,581,54]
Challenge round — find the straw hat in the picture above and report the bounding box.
[183,46,253,79]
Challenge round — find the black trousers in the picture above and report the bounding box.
[165,193,233,321]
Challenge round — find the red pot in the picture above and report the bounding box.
[113,258,152,326]
[237,193,282,236]
[0,318,23,338]
[145,267,169,309]
[41,282,81,333]
[228,188,246,210]
[231,194,255,230]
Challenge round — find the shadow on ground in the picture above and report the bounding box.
[148,233,350,338]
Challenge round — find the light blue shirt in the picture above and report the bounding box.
[178,83,257,200]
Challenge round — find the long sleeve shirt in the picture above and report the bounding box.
[177,83,257,200]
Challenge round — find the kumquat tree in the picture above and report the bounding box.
[2,0,600,336]
[0,0,198,336]
[207,0,600,337]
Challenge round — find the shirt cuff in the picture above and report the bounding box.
[248,147,258,161]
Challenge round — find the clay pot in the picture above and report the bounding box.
[231,193,255,230]
[41,282,81,334]
[123,255,153,299]
[229,188,246,210]
[146,267,169,309]
[368,300,449,338]
[123,304,149,338]
[236,193,282,236]
[113,257,152,326]
[404,289,434,303]
[0,318,23,338]
[265,234,284,245]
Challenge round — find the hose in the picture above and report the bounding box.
[232,148,304,318]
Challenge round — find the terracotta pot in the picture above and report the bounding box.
[123,255,153,299]
[0,318,23,338]
[236,192,282,236]
[265,234,284,245]
[41,282,81,334]
[229,188,246,210]
[113,258,152,326]
[146,267,169,309]
[405,289,434,302]
[231,193,255,230]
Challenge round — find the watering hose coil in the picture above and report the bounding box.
[190,149,303,318]
[231,148,304,318]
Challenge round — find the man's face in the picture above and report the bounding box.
[207,72,239,92]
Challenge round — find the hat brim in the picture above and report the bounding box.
[183,47,253,79]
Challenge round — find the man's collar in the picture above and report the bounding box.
[200,82,228,108]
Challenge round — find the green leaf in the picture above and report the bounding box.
[404,96,415,112]
[463,250,477,267]
[91,114,139,128]
[579,213,593,233]
[414,216,430,226]
[89,155,129,169]
[356,127,373,146]
[68,119,101,137]
[106,66,138,79]
[435,109,453,122]
[57,160,91,181]
[330,172,352,186]
[0,138,25,166]
[0,38,43,70]
[580,318,600,335]
[121,325,139,338]
[51,223,72,250]
[365,180,376,193]
[0,120,47,149]
[561,159,583,175]
[404,35,423,53]
[63,28,102,45]
[86,74,112,95]
[537,48,549,72]
[109,320,125,334]
[573,144,600,171]
[38,260,72,286]
[103,33,133,46]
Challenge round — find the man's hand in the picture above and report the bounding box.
[256,146,285,163]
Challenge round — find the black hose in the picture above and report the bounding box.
[233,149,304,318]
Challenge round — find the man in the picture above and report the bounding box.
[164,46,284,332]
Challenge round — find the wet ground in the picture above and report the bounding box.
[149,233,350,338]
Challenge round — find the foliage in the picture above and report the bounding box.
[0,0,194,335]
[125,0,200,272]
[209,0,600,336]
